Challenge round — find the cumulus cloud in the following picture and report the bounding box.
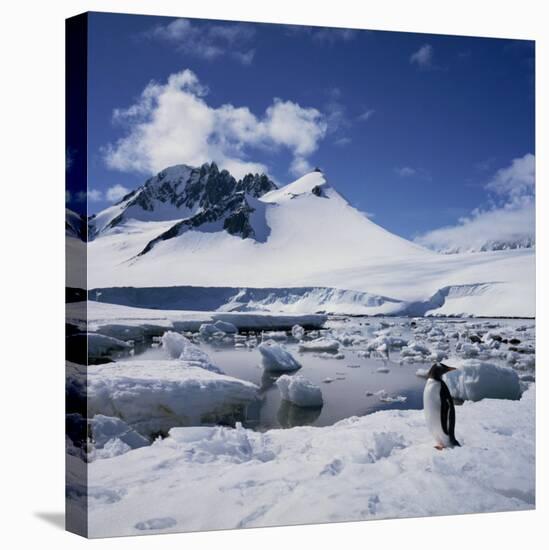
[106,184,131,203]
[485,153,535,202]
[104,69,327,179]
[147,18,255,65]
[410,44,433,68]
[415,154,535,253]
[395,166,416,177]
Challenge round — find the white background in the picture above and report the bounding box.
[0,0,546,547]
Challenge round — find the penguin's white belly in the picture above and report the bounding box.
[423,380,451,446]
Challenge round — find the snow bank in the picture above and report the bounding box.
[444,360,522,401]
[86,360,258,437]
[258,341,301,372]
[87,386,535,537]
[276,374,323,408]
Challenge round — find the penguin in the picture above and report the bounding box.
[423,362,461,450]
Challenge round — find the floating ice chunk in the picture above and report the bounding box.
[276,374,323,408]
[299,338,340,352]
[87,333,131,358]
[322,377,336,384]
[258,340,301,372]
[428,349,448,362]
[161,331,187,359]
[376,367,390,374]
[415,368,429,378]
[291,324,305,341]
[400,341,431,361]
[401,342,430,355]
[86,360,258,437]
[376,390,407,403]
[368,335,408,352]
[199,323,225,338]
[517,355,535,369]
[160,331,222,373]
[456,342,481,358]
[444,360,522,401]
[213,320,238,334]
[262,330,287,341]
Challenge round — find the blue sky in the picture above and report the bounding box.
[74,11,535,245]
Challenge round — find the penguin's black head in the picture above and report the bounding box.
[427,362,457,381]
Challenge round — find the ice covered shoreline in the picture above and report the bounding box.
[66,301,327,336]
[86,385,535,537]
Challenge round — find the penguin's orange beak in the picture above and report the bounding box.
[440,363,457,372]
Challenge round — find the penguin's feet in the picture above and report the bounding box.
[434,444,445,451]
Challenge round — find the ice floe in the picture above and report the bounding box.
[84,360,259,437]
[276,374,323,408]
[258,340,301,372]
[444,360,522,401]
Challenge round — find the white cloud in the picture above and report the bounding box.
[289,156,313,177]
[104,69,327,180]
[358,109,375,122]
[485,153,535,203]
[76,189,103,203]
[410,44,433,68]
[87,189,103,202]
[415,154,535,252]
[148,18,255,65]
[106,184,131,203]
[395,166,416,177]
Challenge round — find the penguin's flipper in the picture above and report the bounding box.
[440,381,460,447]
[439,384,450,436]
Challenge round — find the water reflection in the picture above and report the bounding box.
[277,400,323,428]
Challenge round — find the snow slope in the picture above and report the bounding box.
[87,169,535,317]
[85,385,535,537]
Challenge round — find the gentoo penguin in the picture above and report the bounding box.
[423,363,461,450]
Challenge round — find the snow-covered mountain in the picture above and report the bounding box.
[86,164,535,317]
[433,236,535,255]
[89,163,276,241]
